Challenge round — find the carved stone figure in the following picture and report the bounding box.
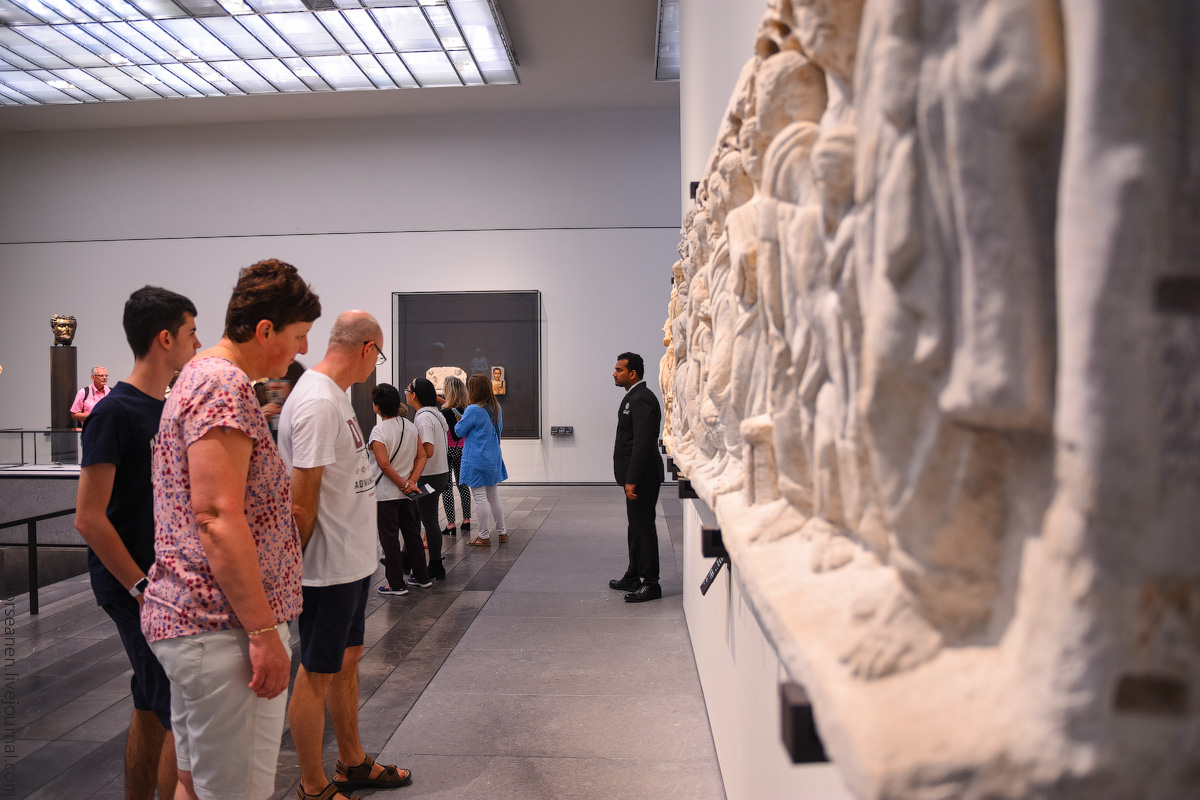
[51,314,77,346]
[663,0,1199,797]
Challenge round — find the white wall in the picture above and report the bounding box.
[683,501,855,800]
[679,0,764,210]
[0,108,682,482]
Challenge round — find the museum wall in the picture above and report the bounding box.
[679,0,764,213]
[0,107,682,483]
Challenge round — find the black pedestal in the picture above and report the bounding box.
[50,347,78,463]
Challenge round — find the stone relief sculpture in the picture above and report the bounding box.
[664,0,1200,797]
[51,314,77,346]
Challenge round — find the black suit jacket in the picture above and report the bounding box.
[613,382,665,488]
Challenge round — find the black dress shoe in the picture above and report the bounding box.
[624,584,662,603]
[609,576,639,592]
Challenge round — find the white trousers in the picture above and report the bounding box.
[469,484,506,539]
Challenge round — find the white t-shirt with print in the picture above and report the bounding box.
[278,370,377,587]
[414,406,449,475]
[369,416,420,502]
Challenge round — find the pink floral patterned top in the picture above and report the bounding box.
[141,356,303,642]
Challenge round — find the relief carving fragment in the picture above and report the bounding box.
[663,0,1200,796]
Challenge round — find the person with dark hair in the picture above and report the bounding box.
[459,374,509,547]
[278,310,412,800]
[439,376,472,538]
[369,383,427,595]
[223,258,322,344]
[75,285,200,800]
[610,351,665,602]
[404,377,451,580]
[141,260,319,800]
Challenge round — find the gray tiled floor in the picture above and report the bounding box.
[8,485,724,800]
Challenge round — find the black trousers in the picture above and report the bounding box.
[415,472,450,566]
[624,481,661,585]
[377,498,425,585]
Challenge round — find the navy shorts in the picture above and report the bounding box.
[297,577,370,674]
[102,594,171,730]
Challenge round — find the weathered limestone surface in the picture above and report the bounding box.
[665,1,1200,797]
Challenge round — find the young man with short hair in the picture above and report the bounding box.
[75,286,200,800]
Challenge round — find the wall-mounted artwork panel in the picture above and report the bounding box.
[392,291,541,439]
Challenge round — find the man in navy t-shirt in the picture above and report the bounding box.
[75,286,200,800]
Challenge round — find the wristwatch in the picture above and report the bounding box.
[129,577,149,597]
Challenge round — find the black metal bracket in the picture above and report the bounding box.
[678,478,698,499]
[780,683,829,764]
[701,526,727,559]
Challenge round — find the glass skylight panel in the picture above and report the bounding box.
[0,44,39,68]
[350,52,390,86]
[77,21,150,62]
[128,0,188,17]
[315,10,366,53]
[0,69,76,99]
[401,48,454,86]
[100,0,149,21]
[307,53,369,88]
[0,27,69,66]
[141,60,201,92]
[108,20,174,59]
[244,56,298,89]
[83,64,159,95]
[52,66,124,96]
[210,56,272,90]
[280,56,325,89]
[0,2,42,27]
[29,68,95,99]
[156,17,234,58]
[262,11,338,56]
[370,6,435,50]
[0,0,515,102]
[16,24,104,64]
[245,0,302,11]
[38,0,92,23]
[9,0,69,24]
[180,58,240,91]
[200,16,270,57]
[161,60,216,91]
[123,64,177,94]
[372,50,412,86]
[172,0,223,16]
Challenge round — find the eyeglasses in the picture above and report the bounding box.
[364,341,386,366]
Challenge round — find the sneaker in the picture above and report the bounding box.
[407,578,433,588]
[377,584,409,596]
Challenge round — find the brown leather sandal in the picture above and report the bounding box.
[332,754,412,790]
[297,783,359,800]
[466,537,491,546]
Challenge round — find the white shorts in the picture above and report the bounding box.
[151,625,290,800]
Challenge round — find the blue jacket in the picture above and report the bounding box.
[457,404,508,487]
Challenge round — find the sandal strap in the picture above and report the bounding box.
[297,784,358,800]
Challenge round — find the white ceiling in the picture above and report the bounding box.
[0,0,679,132]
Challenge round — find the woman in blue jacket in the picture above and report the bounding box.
[459,374,509,546]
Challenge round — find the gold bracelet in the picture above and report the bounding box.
[246,624,277,636]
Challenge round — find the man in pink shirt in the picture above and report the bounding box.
[71,365,111,424]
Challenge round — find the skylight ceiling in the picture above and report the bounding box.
[0,0,517,105]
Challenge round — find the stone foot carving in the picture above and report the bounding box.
[841,581,943,680]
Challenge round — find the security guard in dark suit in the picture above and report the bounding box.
[609,352,666,602]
